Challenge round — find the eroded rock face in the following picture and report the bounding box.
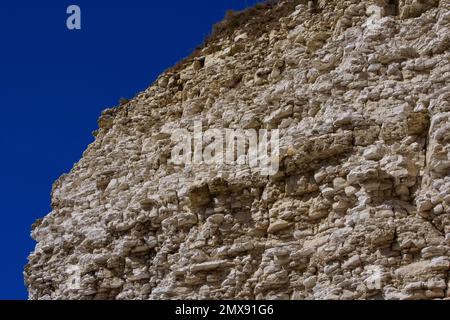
[25,0,450,300]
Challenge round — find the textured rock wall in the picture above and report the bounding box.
[26,0,450,300]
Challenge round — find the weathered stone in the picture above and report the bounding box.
[26,0,450,301]
[190,260,232,273]
[267,220,291,234]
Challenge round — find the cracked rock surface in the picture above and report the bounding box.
[26,0,450,300]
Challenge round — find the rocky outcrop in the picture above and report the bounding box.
[26,0,450,300]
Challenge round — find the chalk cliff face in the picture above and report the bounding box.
[26,0,450,300]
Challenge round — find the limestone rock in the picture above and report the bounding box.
[26,0,450,300]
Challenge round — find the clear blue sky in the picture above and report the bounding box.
[0,0,262,299]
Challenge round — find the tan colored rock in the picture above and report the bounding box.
[26,0,450,300]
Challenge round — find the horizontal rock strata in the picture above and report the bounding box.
[26,0,450,300]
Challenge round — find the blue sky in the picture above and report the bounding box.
[0,0,262,299]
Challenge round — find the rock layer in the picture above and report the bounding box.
[26,0,450,300]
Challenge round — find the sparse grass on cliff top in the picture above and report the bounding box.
[165,0,304,74]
